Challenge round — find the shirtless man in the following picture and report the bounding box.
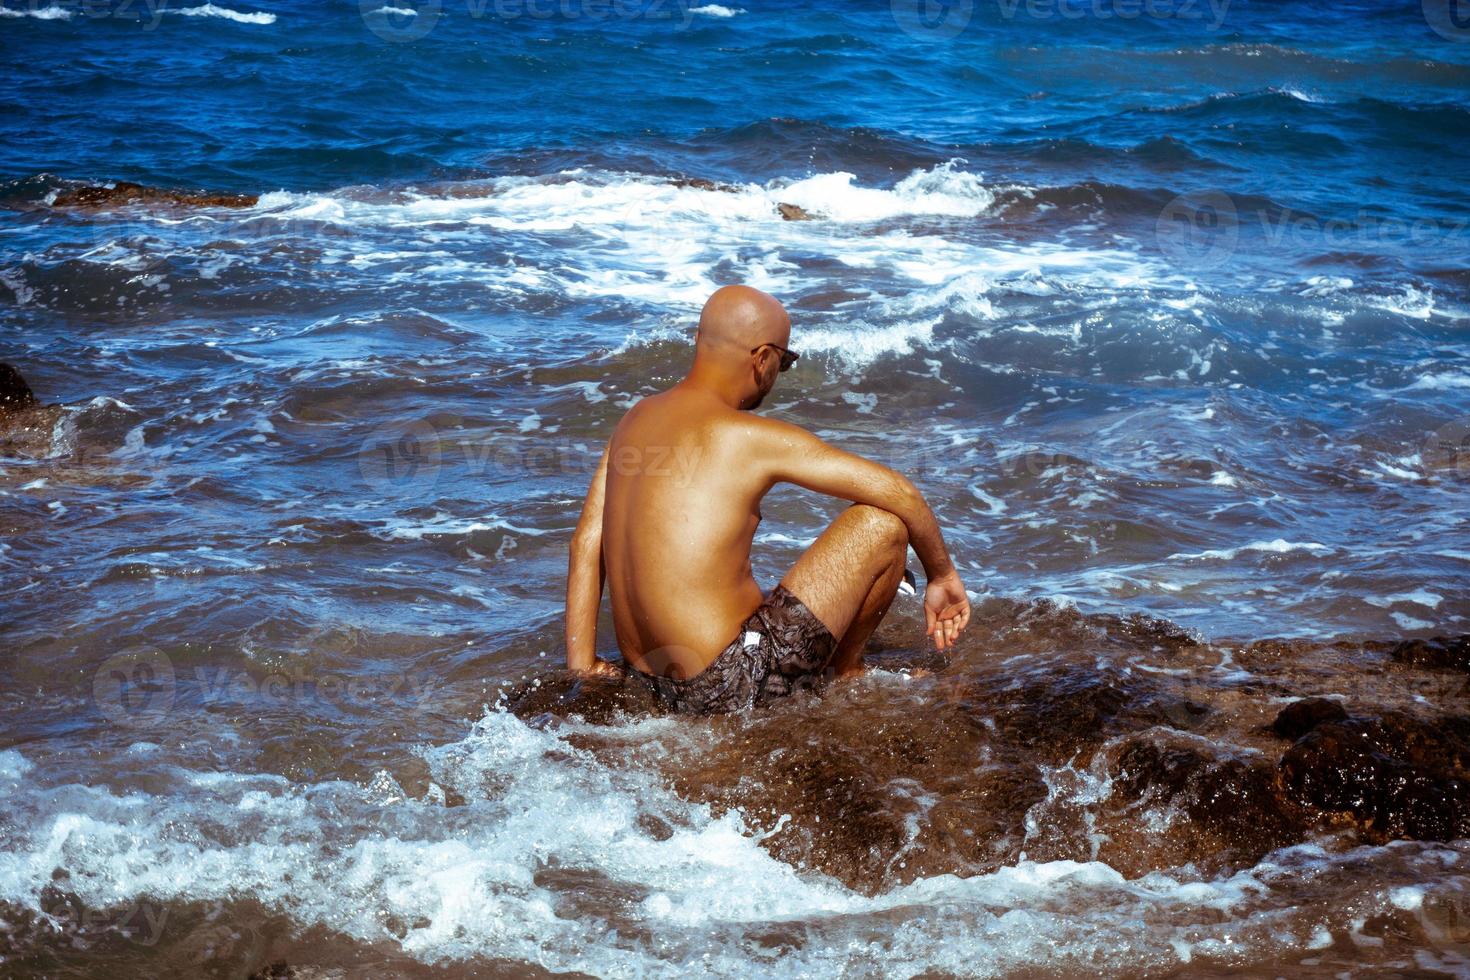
[564,285,970,713]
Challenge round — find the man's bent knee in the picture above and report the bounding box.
[845,503,908,549]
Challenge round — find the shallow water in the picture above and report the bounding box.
[2,1,1470,976]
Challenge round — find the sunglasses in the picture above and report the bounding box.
[751,343,799,372]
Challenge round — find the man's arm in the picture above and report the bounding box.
[564,445,619,675]
[751,416,953,576]
[748,416,971,650]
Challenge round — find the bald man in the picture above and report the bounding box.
[564,285,970,713]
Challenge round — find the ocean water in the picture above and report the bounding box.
[2,1,1470,976]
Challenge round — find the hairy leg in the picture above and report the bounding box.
[829,551,906,676]
[779,503,909,676]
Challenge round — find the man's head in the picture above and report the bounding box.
[692,285,794,410]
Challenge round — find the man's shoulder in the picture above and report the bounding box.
[610,396,818,455]
[721,412,822,462]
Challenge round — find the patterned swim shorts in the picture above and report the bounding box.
[634,585,837,715]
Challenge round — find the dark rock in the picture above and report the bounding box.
[1238,636,1364,668]
[1390,635,1470,672]
[1112,611,1201,652]
[1146,696,1211,730]
[1271,697,1348,740]
[52,180,258,209]
[987,667,1134,760]
[502,666,665,724]
[669,176,738,193]
[0,363,36,413]
[1280,712,1470,841]
[777,202,817,221]
[248,961,295,980]
[1106,735,1305,871]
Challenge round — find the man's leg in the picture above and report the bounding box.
[779,503,909,678]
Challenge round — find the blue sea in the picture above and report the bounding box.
[2,1,1470,976]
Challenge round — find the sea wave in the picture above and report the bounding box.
[0,4,71,18]
[172,4,275,24]
[2,705,1459,975]
[690,3,744,16]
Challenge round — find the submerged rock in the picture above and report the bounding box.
[501,666,665,724]
[1389,635,1470,672]
[51,179,258,209]
[669,176,739,193]
[495,605,1470,894]
[0,363,37,414]
[1271,697,1348,740]
[1100,733,1307,875]
[1280,711,1470,841]
[777,202,817,221]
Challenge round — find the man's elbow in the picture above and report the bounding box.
[889,473,924,517]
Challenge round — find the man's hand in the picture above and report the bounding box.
[572,657,625,680]
[924,570,970,652]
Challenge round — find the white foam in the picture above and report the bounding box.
[173,4,276,23]
[1392,611,1435,631]
[970,483,1008,515]
[237,167,1165,368]
[1375,459,1421,480]
[1405,372,1470,391]
[0,749,34,780]
[796,315,940,366]
[1364,590,1443,610]
[379,512,549,541]
[690,3,744,15]
[1299,275,1352,297]
[0,3,72,18]
[1361,285,1452,322]
[1272,86,1322,103]
[776,162,994,222]
[1167,539,1332,562]
[1390,885,1425,911]
[0,715,1429,975]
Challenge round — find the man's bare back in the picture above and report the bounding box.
[601,386,770,674]
[565,285,970,708]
